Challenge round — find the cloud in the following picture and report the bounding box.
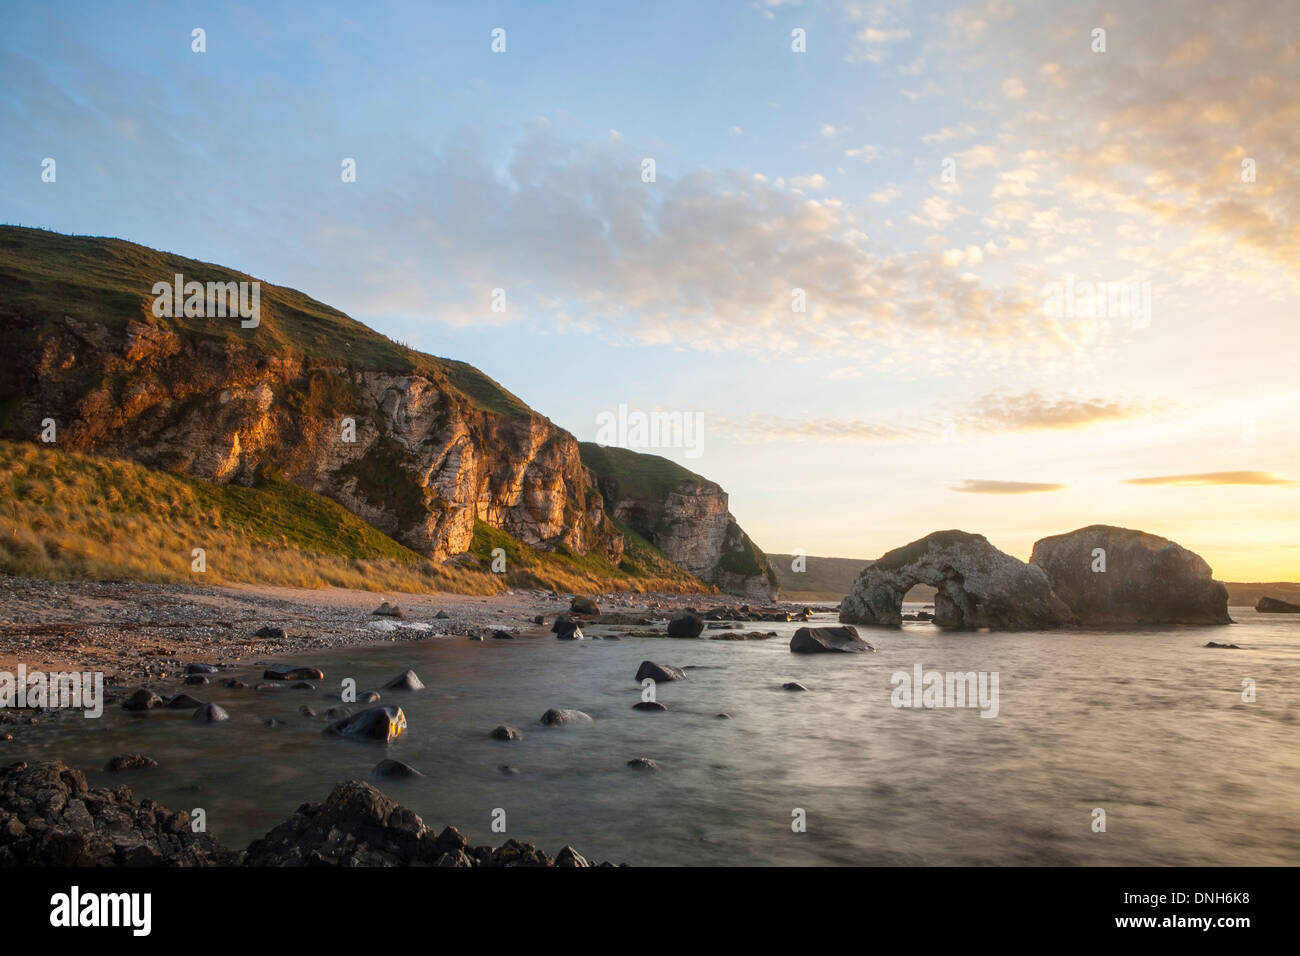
[1124,471,1296,487]
[966,391,1161,431]
[951,480,1067,494]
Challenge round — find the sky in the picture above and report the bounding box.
[2,0,1298,579]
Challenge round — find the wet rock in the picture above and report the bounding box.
[356,691,381,704]
[782,681,809,691]
[790,625,874,654]
[556,624,584,640]
[165,693,206,709]
[635,661,686,683]
[104,754,157,772]
[666,612,704,638]
[373,602,403,618]
[193,703,230,723]
[372,759,424,779]
[221,678,248,689]
[492,630,514,640]
[627,757,660,770]
[715,713,731,719]
[1205,641,1242,649]
[185,663,219,675]
[122,689,162,711]
[183,674,210,685]
[254,626,287,639]
[632,701,669,712]
[263,664,325,681]
[382,670,424,691]
[498,765,518,775]
[322,706,407,744]
[555,845,589,867]
[570,596,600,616]
[1031,525,1231,625]
[540,708,593,727]
[324,707,351,720]
[490,725,522,741]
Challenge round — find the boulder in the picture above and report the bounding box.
[840,530,1075,629]
[323,706,407,744]
[373,602,403,618]
[122,689,162,711]
[1030,525,1231,625]
[666,612,704,638]
[790,625,874,654]
[185,663,219,675]
[782,681,809,691]
[556,625,584,640]
[539,708,593,727]
[382,670,425,691]
[570,596,600,616]
[1256,596,1300,613]
[263,664,325,681]
[164,693,206,709]
[254,626,287,639]
[192,703,230,723]
[635,661,686,683]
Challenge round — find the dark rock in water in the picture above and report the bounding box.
[193,703,230,723]
[299,705,317,717]
[183,674,210,686]
[356,690,381,704]
[627,757,660,770]
[490,725,522,741]
[1205,641,1242,649]
[324,707,351,720]
[104,754,157,772]
[555,845,589,867]
[532,615,546,625]
[666,612,704,638]
[1030,525,1232,626]
[254,625,287,639]
[492,630,515,640]
[165,693,206,710]
[382,670,425,691]
[221,678,248,689]
[0,760,239,865]
[632,701,669,712]
[570,596,600,616]
[435,610,450,620]
[263,664,325,681]
[902,613,918,621]
[373,601,403,618]
[540,708,593,726]
[372,759,424,779]
[499,765,519,775]
[841,530,1075,629]
[185,663,219,675]
[916,610,934,621]
[122,689,162,711]
[1256,596,1300,613]
[782,681,809,691]
[556,625,584,640]
[323,706,407,744]
[790,625,874,654]
[715,713,731,719]
[635,661,686,683]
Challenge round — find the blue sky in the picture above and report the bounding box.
[3,0,1299,577]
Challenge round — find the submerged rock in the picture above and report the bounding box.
[382,670,425,691]
[782,681,809,691]
[165,693,206,709]
[183,674,209,686]
[372,759,424,779]
[122,689,162,711]
[1256,596,1300,613]
[790,625,874,654]
[627,757,660,770]
[632,701,669,712]
[1031,525,1231,625]
[356,690,381,704]
[490,725,522,741]
[635,661,686,683]
[323,706,407,743]
[104,754,158,772]
[1205,641,1242,649]
[840,530,1074,629]
[540,708,593,727]
[263,664,325,681]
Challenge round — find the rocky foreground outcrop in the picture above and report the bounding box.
[1030,525,1231,625]
[0,761,614,867]
[839,530,1075,629]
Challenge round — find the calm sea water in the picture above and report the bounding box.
[12,608,1300,865]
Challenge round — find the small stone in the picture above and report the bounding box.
[193,703,230,723]
[490,725,522,741]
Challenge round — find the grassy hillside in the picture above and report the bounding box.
[578,442,714,499]
[0,226,532,419]
[0,440,708,595]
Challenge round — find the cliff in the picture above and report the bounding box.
[0,227,757,591]
[578,443,778,599]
